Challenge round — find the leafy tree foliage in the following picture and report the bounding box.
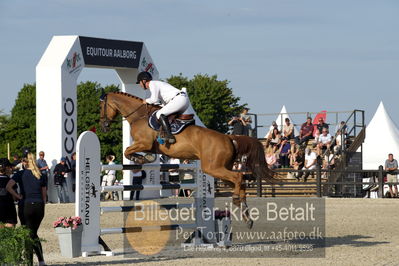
[4,84,36,156]
[0,111,10,157]
[76,81,122,161]
[167,73,245,133]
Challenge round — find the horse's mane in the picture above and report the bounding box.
[108,91,160,108]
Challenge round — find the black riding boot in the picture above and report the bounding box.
[159,114,176,144]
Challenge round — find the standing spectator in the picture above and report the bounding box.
[6,153,46,266]
[102,155,116,200]
[180,159,194,197]
[71,152,76,192]
[302,148,317,182]
[130,170,146,200]
[240,108,253,137]
[296,117,314,146]
[53,157,70,203]
[36,151,49,187]
[385,153,398,198]
[0,158,17,228]
[278,138,291,168]
[228,115,246,135]
[168,158,180,197]
[283,118,294,139]
[335,121,348,135]
[12,154,23,173]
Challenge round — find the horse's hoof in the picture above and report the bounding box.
[144,154,156,163]
[246,219,254,230]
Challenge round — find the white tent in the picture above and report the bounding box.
[362,102,399,169]
[265,105,299,138]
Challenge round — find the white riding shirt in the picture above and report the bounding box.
[145,81,190,119]
[145,81,181,105]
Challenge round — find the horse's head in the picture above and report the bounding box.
[99,92,117,133]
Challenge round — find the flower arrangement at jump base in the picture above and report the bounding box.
[54,216,83,258]
[53,216,82,230]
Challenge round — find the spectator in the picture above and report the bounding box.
[12,154,23,173]
[180,159,194,197]
[130,169,146,200]
[102,155,116,200]
[53,157,70,203]
[268,128,282,151]
[265,147,278,169]
[283,118,294,139]
[278,138,291,168]
[296,117,314,146]
[318,128,332,152]
[228,115,246,135]
[36,151,49,187]
[6,153,47,266]
[293,149,305,181]
[302,147,317,182]
[335,121,348,135]
[168,158,180,197]
[334,129,344,154]
[288,139,300,167]
[67,152,77,193]
[385,153,398,198]
[316,117,329,135]
[240,108,253,137]
[0,158,17,228]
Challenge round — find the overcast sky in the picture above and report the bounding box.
[1,0,398,135]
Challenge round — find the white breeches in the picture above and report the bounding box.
[156,94,189,119]
[102,174,116,186]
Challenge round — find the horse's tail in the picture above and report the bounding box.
[246,139,275,183]
[228,135,275,183]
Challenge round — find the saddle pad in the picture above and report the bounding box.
[148,111,195,135]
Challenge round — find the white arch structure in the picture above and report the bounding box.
[36,36,160,202]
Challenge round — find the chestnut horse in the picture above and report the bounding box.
[100,92,274,228]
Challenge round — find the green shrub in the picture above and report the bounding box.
[0,225,37,265]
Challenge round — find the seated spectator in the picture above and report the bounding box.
[334,129,344,154]
[240,108,253,137]
[296,117,314,146]
[293,149,305,180]
[283,118,294,139]
[265,147,278,169]
[288,139,300,167]
[278,138,291,168]
[268,128,282,152]
[228,115,246,135]
[318,128,332,151]
[335,120,348,136]
[316,118,329,135]
[302,147,317,182]
[264,121,278,139]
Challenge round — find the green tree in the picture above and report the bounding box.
[0,110,10,157]
[76,81,122,161]
[167,73,245,133]
[5,84,36,156]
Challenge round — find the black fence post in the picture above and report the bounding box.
[378,165,384,198]
[257,175,262,197]
[316,164,322,197]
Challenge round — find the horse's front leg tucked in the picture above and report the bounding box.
[124,142,155,164]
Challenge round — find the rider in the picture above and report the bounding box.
[136,71,189,143]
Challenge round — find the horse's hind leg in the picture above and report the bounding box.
[203,167,253,229]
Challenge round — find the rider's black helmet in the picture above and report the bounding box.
[136,71,153,84]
